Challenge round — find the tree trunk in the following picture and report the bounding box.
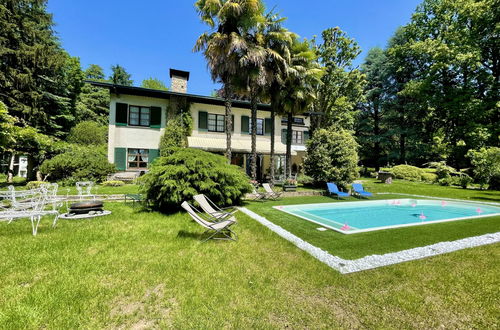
[269,99,277,182]
[26,154,36,181]
[224,85,232,164]
[373,101,381,171]
[399,133,406,164]
[250,92,258,180]
[286,112,293,178]
[7,152,15,183]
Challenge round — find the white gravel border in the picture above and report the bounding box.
[238,207,500,274]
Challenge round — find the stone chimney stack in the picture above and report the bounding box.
[169,69,190,93]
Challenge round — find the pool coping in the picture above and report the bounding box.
[238,206,500,274]
[272,198,500,234]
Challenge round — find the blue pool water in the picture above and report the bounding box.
[274,199,500,234]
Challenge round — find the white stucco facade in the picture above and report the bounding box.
[108,94,168,163]
[106,91,310,176]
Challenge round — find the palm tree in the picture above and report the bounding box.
[237,13,281,180]
[259,13,295,181]
[194,0,264,164]
[282,38,324,178]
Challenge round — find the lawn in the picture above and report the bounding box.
[360,177,500,203]
[0,181,499,328]
[59,184,140,196]
[244,195,500,259]
[244,179,500,259]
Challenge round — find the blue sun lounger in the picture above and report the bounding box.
[352,183,373,198]
[326,183,350,199]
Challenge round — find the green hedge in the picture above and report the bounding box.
[40,145,115,183]
[139,148,252,212]
[390,165,426,182]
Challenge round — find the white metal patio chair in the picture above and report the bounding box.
[41,183,65,211]
[2,185,44,211]
[76,181,95,200]
[181,201,237,242]
[0,187,59,235]
[193,194,237,221]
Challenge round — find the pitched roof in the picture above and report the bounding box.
[86,80,271,111]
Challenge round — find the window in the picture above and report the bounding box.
[208,114,225,132]
[281,117,305,125]
[292,131,304,144]
[249,118,264,135]
[128,149,149,168]
[129,106,150,126]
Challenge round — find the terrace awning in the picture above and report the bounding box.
[187,136,295,155]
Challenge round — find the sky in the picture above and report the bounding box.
[47,0,422,96]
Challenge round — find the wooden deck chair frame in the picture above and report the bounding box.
[181,201,237,242]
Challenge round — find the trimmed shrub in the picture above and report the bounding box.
[304,129,359,188]
[26,181,45,189]
[40,145,115,183]
[0,173,7,183]
[67,121,107,145]
[102,180,125,187]
[438,177,456,186]
[421,172,438,183]
[139,148,252,212]
[12,177,26,185]
[297,174,314,186]
[458,174,473,189]
[426,161,459,180]
[390,165,425,181]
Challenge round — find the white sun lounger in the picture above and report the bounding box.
[262,183,283,200]
[193,194,237,221]
[181,201,237,242]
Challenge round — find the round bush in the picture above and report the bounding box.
[304,129,359,188]
[12,177,26,185]
[40,145,116,183]
[390,165,425,181]
[68,121,107,146]
[139,148,252,212]
[102,180,125,187]
[421,172,438,183]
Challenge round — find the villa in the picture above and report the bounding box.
[90,69,311,180]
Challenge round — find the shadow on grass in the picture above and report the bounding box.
[177,229,237,242]
[473,196,500,203]
[177,230,202,240]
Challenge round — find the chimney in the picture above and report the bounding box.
[169,68,190,93]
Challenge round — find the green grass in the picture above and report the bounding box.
[0,181,499,328]
[58,184,140,196]
[245,195,500,259]
[360,177,500,203]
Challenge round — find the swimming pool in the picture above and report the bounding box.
[273,199,500,234]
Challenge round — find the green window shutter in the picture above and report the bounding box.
[231,115,235,132]
[241,116,249,134]
[304,130,310,142]
[148,149,159,167]
[115,103,128,126]
[114,148,126,170]
[264,118,272,135]
[281,129,287,144]
[150,107,161,128]
[198,111,208,130]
